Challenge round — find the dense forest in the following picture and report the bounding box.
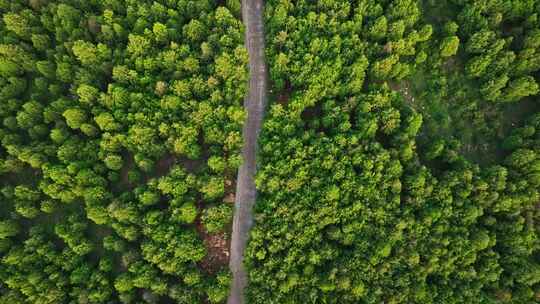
[245,0,540,303]
[0,0,246,303]
[2,0,540,304]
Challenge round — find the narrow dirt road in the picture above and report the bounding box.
[227,0,267,303]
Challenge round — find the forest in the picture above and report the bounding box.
[0,0,246,303]
[245,0,540,303]
[1,0,540,304]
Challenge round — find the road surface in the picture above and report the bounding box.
[227,0,268,303]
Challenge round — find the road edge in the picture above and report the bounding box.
[227,0,268,303]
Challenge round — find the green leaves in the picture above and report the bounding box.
[0,1,246,303]
[245,1,540,303]
[3,13,31,39]
[63,108,87,129]
[201,177,225,201]
[172,203,198,224]
[72,40,101,66]
[202,204,233,233]
[138,190,160,206]
[0,220,19,239]
[440,36,460,57]
[126,34,151,57]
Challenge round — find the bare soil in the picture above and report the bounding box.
[389,80,415,105]
[276,80,292,105]
[195,215,231,274]
[152,152,206,179]
[118,151,135,189]
[154,153,177,178]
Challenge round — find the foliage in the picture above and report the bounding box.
[202,204,233,234]
[245,1,540,303]
[2,0,540,303]
[0,0,246,303]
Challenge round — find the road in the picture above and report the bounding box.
[227,0,268,303]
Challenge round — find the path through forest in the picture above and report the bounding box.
[227,0,268,303]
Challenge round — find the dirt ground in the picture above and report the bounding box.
[195,215,231,274]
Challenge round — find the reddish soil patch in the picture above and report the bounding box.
[276,80,292,105]
[154,153,177,178]
[119,152,135,189]
[383,42,393,53]
[301,103,322,121]
[194,177,235,273]
[154,151,208,177]
[223,178,236,203]
[195,216,230,274]
[179,156,205,173]
[151,153,206,180]
[223,192,235,203]
[389,80,415,104]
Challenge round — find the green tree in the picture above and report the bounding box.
[0,220,19,239]
[202,204,233,233]
[63,108,87,129]
[440,36,460,57]
[104,154,123,171]
[3,13,31,39]
[501,76,539,102]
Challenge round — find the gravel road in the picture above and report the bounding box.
[227,0,268,303]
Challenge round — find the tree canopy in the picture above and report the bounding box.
[0,0,244,303]
[245,0,540,303]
